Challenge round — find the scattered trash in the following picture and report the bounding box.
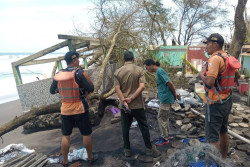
[109,107,120,115]
[162,143,230,167]
[176,89,191,97]
[176,89,204,107]
[125,161,131,167]
[147,99,160,108]
[0,144,35,165]
[153,161,161,167]
[198,137,206,143]
[47,147,88,164]
[130,121,138,128]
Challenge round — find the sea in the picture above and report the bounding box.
[0,52,66,104]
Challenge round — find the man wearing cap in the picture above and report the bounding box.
[114,51,161,158]
[50,51,98,166]
[199,33,240,158]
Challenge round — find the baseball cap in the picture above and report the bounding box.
[203,33,224,45]
[64,51,79,64]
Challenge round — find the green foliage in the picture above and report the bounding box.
[173,0,229,45]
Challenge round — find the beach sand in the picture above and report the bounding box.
[0,100,23,126]
[0,100,82,155]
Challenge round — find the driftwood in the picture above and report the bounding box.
[0,102,60,137]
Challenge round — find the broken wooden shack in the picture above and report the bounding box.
[11,34,116,112]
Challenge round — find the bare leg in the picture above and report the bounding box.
[61,136,70,164]
[210,141,220,151]
[83,135,93,159]
[220,133,229,159]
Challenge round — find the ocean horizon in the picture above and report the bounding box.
[0,52,65,104]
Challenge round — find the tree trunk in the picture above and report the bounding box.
[245,8,250,43]
[93,24,122,95]
[229,0,248,59]
[0,103,60,137]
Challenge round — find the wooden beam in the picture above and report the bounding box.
[21,57,63,66]
[21,52,103,66]
[73,41,90,50]
[12,41,68,67]
[58,34,100,42]
[77,45,102,53]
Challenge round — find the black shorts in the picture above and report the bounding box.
[205,98,232,142]
[61,111,92,136]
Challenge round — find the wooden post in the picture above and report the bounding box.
[248,78,250,106]
[12,64,22,85]
[83,58,88,69]
[57,60,63,71]
[67,39,75,51]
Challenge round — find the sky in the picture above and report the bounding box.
[0,0,249,53]
[0,0,95,53]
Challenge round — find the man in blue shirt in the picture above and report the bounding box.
[144,59,180,146]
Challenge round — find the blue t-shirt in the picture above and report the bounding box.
[156,67,175,104]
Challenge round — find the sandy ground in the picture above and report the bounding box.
[0,100,164,167]
[0,100,23,126]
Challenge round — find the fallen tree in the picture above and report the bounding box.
[0,103,60,138]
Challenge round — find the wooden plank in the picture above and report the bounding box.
[14,152,36,167]
[12,41,68,67]
[73,41,90,50]
[21,57,64,66]
[58,34,100,42]
[21,153,42,167]
[29,155,47,167]
[77,45,102,53]
[36,159,48,167]
[21,52,102,66]
[3,154,27,167]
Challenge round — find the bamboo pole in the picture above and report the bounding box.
[190,108,250,145]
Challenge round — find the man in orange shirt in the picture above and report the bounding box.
[50,51,98,166]
[199,33,239,159]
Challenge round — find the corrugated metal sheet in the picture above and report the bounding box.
[187,46,208,72]
[154,46,187,66]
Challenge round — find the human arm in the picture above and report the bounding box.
[167,81,180,100]
[235,70,240,79]
[198,71,216,87]
[124,82,145,103]
[198,55,224,87]
[115,84,129,112]
[76,70,94,93]
[50,79,58,94]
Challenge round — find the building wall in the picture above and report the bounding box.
[17,64,116,111]
[187,46,208,73]
[242,55,250,77]
[154,46,187,66]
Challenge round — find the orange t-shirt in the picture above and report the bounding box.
[204,51,231,103]
[61,101,85,115]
